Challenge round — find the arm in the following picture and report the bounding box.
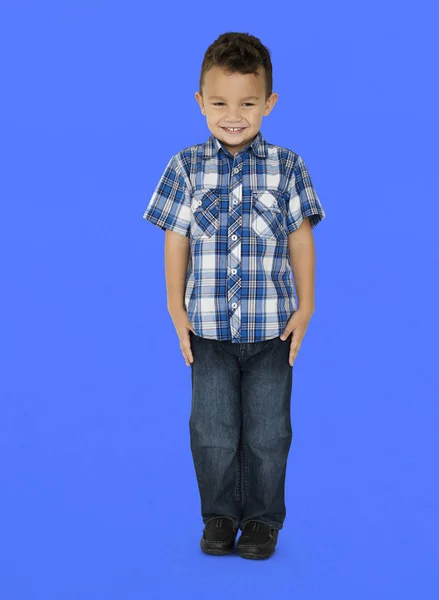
[165,229,195,366]
[287,217,315,316]
[165,229,190,315]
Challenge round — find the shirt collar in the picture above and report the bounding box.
[202,129,267,159]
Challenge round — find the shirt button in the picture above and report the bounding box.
[232,302,237,309]
[233,199,238,205]
[232,168,239,175]
[232,234,237,241]
[197,200,202,206]
[231,268,237,275]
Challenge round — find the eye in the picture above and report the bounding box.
[212,102,255,107]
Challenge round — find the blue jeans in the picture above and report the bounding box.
[189,331,293,531]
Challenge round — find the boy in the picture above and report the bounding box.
[142,32,326,560]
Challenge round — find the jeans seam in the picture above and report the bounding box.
[235,443,241,503]
[243,440,249,503]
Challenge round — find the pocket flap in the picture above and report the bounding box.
[192,188,220,212]
[252,190,282,212]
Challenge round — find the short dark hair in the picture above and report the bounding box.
[199,32,273,100]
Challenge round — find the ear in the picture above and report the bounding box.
[263,92,279,116]
[194,92,206,115]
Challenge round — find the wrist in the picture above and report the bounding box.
[297,305,314,317]
[168,304,186,317]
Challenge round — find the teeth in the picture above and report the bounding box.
[225,127,243,131]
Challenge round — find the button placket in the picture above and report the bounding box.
[231,162,242,177]
[228,160,243,340]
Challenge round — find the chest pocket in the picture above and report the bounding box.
[251,189,287,241]
[190,188,220,239]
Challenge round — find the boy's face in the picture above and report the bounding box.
[195,65,278,156]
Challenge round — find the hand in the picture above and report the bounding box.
[279,308,314,366]
[169,308,196,367]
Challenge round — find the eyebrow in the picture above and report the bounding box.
[208,96,260,100]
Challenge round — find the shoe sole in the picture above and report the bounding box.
[238,547,275,559]
[200,539,235,555]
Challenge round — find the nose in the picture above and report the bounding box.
[225,107,242,121]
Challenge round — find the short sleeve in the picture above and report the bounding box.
[142,155,191,237]
[286,155,326,233]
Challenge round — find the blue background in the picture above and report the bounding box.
[1,1,438,598]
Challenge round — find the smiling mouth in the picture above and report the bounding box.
[222,127,246,132]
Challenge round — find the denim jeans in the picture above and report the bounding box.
[189,330,293,531]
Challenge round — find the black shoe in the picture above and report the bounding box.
[237,520,279,559]
[200,516,239,555]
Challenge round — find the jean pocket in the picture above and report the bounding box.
[190,188,220,239]
[251,190,286,240]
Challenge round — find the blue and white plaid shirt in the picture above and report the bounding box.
[142,129,326,343]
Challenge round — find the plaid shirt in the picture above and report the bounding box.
[142,129,326,343]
